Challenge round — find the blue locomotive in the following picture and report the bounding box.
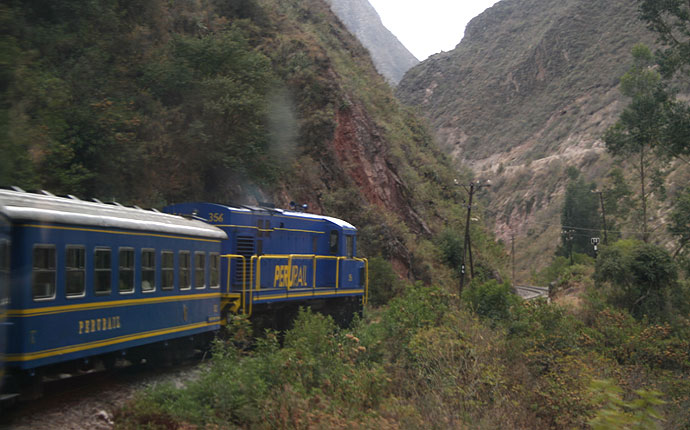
[163,202,368,319]
[0,189,367,398]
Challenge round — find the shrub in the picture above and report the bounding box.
[367,256,402,306]
[589,379,665,430]
[462,279,520,324]
[595,240,679,321]
[117,308,389,428]
[437,228,464,276]
[508,300,582,372]
[582,307,690,371]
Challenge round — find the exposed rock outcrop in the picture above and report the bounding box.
[325,0,419,85]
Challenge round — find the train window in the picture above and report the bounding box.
[257,220,263,237]
[32,245,56,301]
[161,251,174,291]
[66,246,86,298]
[179,251,191,290]
[194,252,206,289]
[119,248,135,294]
[329,230,339,254]
[209,253,220,289]
[1,240,10,306]
[141,249,156,293]
[346,236,354,259]
[94,248,111,295]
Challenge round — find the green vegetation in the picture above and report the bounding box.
[115,258,690,429]
[5,0,690,428]
[1,0,500,291]
[595,240,680,321]
[1,0,280,201]
[559,171,601,258]
[604,44,670,243]
[589,379,665,430]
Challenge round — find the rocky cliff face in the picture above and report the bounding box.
[396,0,659,278]
[325,0,419,85]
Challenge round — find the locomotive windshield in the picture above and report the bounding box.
[329,230,339,254]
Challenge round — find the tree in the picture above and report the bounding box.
[639,0,690,79]
[559,173,600,258]
[603,45,669,242]
[637,0,690,160]
[595,239,678,321]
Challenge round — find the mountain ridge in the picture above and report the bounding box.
[325,0,419,85]
[396,0,667,278]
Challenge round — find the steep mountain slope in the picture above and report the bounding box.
[396,0,661,278]
[2,0,504,282]
[325,0,419,85]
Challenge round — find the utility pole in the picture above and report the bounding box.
[592,190,608,244]
[511,233,516,289]
[457,180,491,294]
[459,182,473,294]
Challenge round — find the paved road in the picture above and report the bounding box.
[514,285,549,300]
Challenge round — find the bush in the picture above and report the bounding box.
[589,379,665,430]
[367,256,402,306]
[582,307,690,371]
[438,228,464,276]
[595,240,678,321]
[536,253,594,286]
[462,279,520,324]
[117,308,389,428]
[378,284,453,361]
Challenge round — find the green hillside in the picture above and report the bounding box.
[0,0,506,283]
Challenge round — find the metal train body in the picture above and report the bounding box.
[0,207,10,395]
[163,203,368,318]
[0,189,226,395]
[0,190,367,397]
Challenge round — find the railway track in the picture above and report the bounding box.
[514,285,549,300]
[0,360,203,429]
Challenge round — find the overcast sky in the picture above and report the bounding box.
[367,0,501,60]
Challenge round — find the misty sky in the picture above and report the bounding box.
[368,0,501,60]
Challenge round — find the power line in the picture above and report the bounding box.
[517,219,645,235]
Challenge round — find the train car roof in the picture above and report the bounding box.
[0,189,227,239]
[170,202,357,231]
[277,209,357,230]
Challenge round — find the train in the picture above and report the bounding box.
[0,188,367,399]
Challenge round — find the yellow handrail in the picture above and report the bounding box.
[220,254,247,313]
[222,254,369,315]
[250,255,257,316]
[354,257,369,305]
